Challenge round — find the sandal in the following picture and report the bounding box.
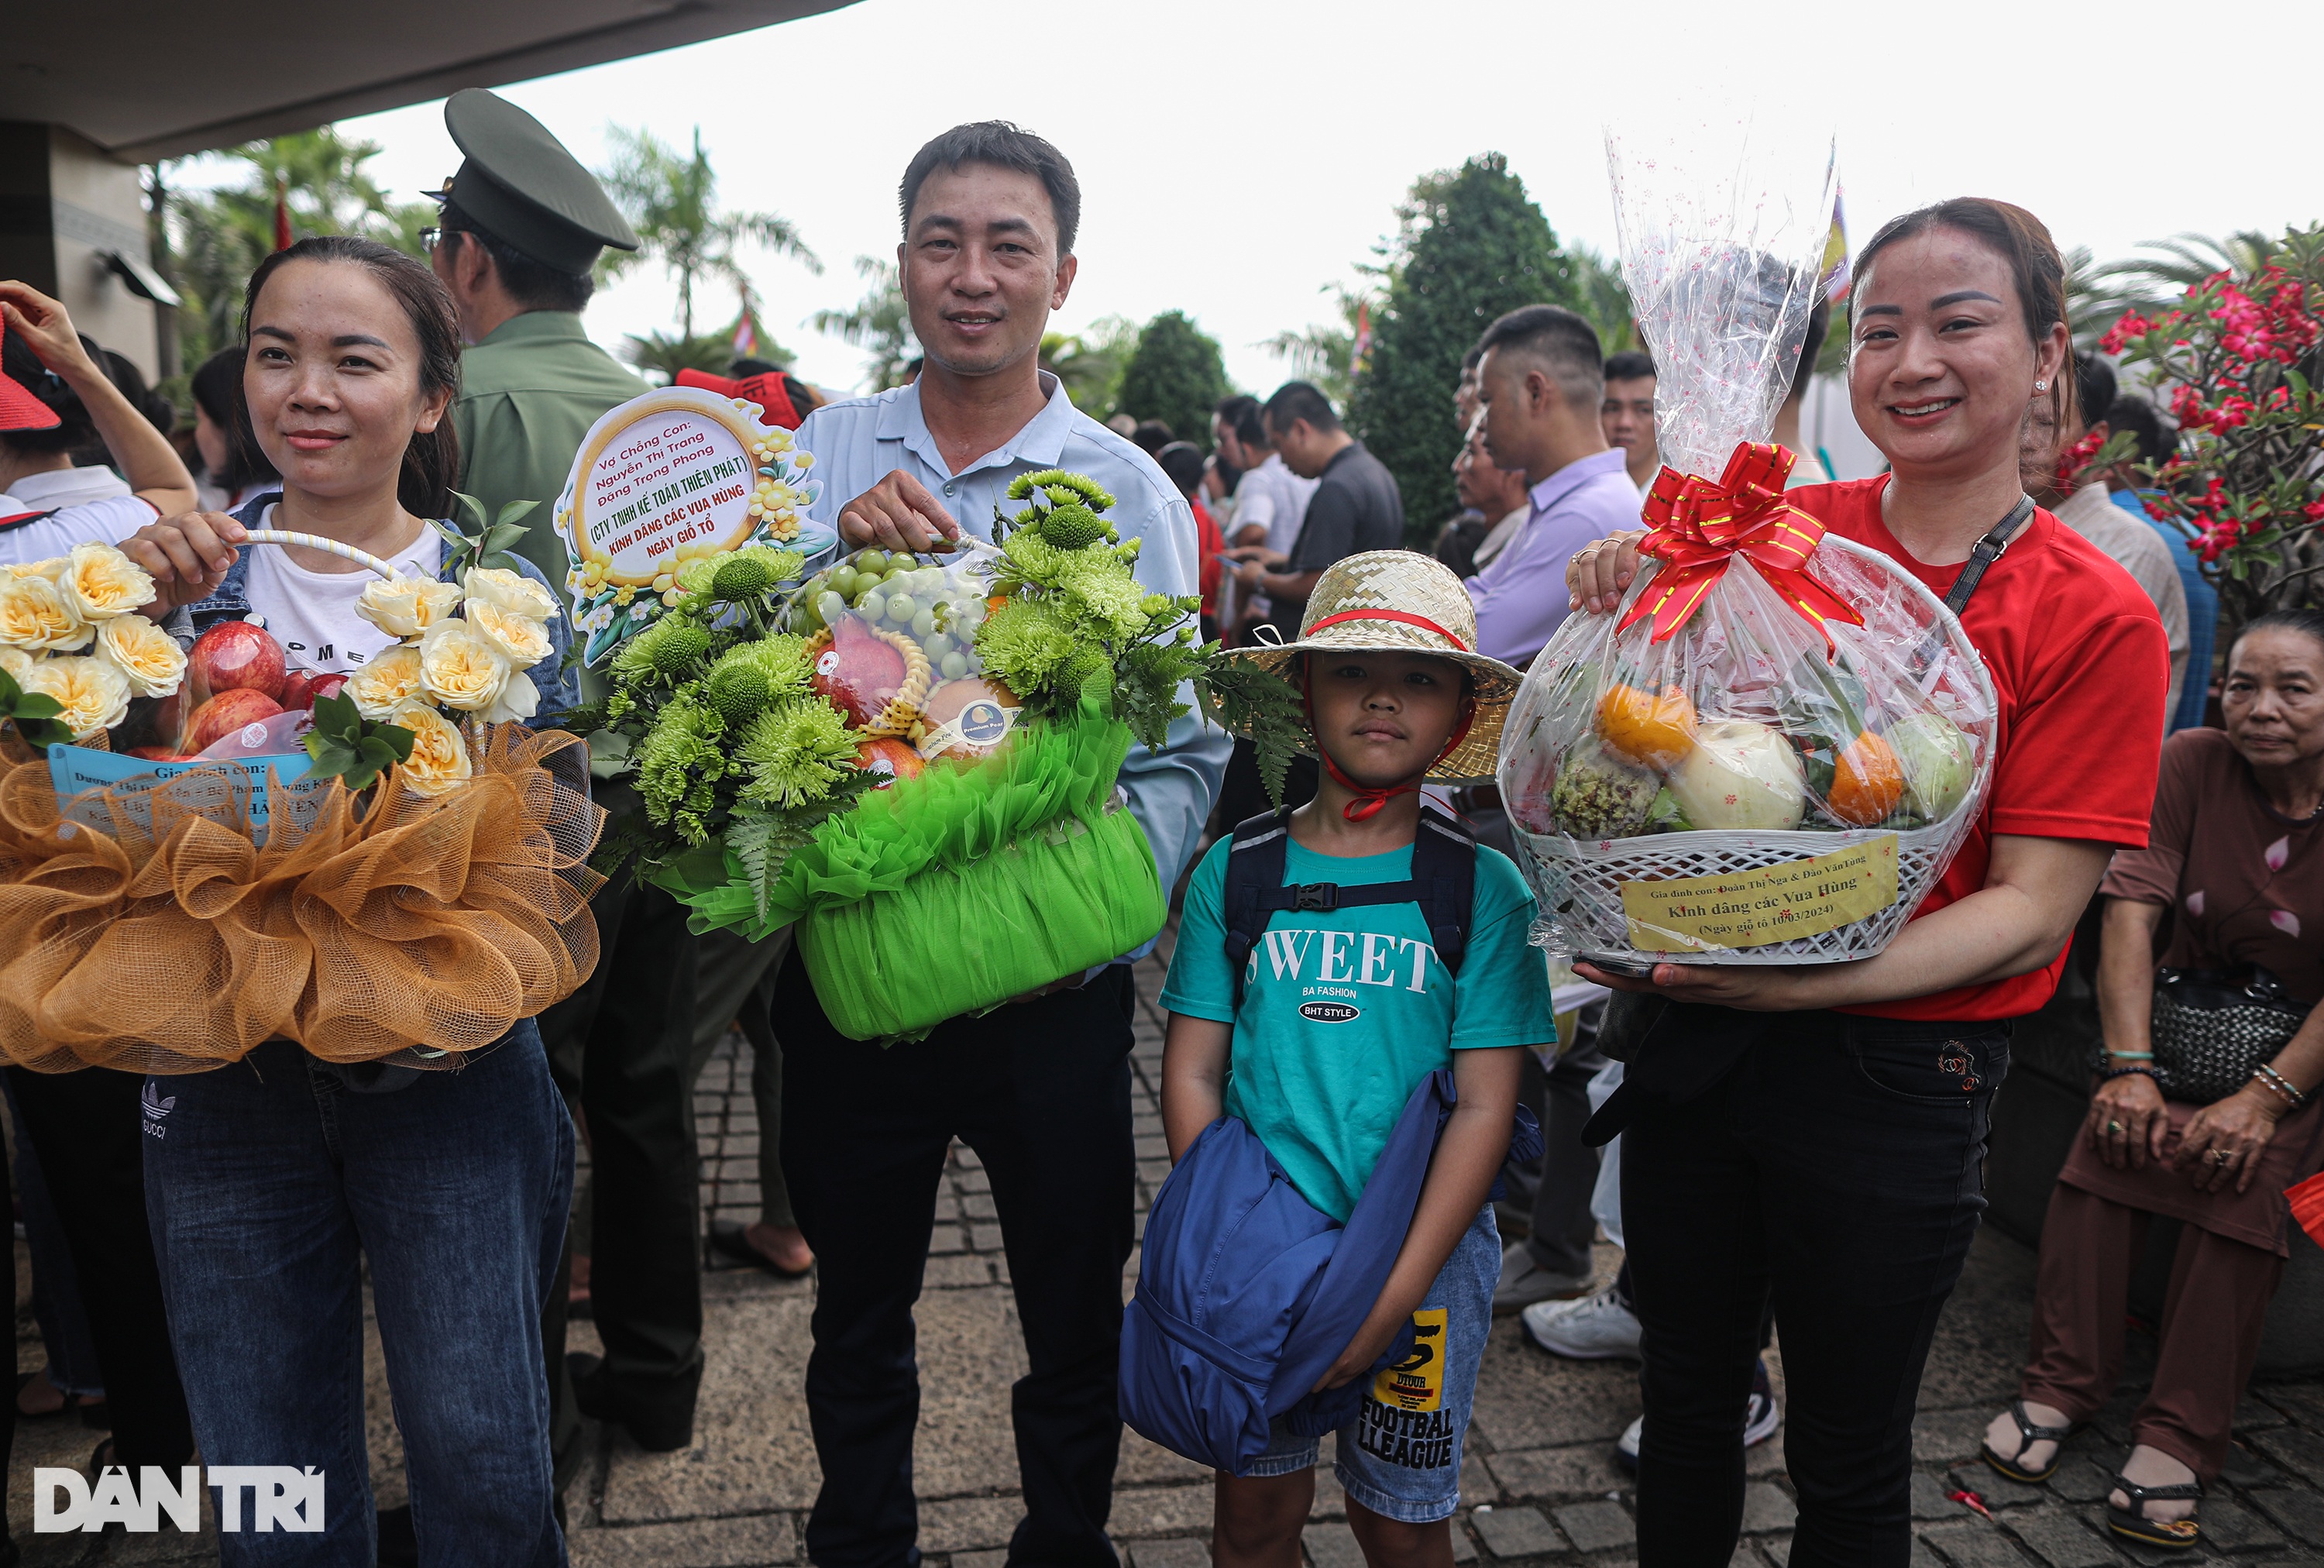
[2106,1473,2202,1550]
[1980,1398,2077,1484]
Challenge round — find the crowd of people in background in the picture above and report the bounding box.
[0,92,2315,1568]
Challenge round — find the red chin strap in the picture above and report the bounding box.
[1301,666,1478,823]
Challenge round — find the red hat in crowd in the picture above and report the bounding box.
[0,332,62,434]
[675,368,805,431]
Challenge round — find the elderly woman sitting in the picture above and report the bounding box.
[1980,607,2324,1553]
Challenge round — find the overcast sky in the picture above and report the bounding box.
[209,0,2318,400]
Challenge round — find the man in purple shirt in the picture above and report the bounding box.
[1467,304,1643,669]
[1461,304,1644,1320]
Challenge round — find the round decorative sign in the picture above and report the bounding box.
[553,385,828,667]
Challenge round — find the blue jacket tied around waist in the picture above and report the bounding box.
[1122,1067,1502,1476]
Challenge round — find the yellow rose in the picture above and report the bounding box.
[345,645,426,720]
[0,574,91,652]
[465,601,552,669]
[7,559,66,582]
[462,566,559,622]
[93,614,187,698]
[60,543,156,621]
[23,655,130,741]
[0,647,33,683]
[417,619,522,720]
[387,701,473,798]
[354,574,464,640]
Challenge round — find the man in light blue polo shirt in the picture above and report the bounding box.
[776,121,1228,1568]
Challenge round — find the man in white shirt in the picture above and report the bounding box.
[1215,394,1316,631]
[779,122,1227,1568]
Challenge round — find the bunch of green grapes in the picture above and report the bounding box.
[790,548,995,681]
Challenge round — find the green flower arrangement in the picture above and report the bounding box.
[572,469,1309,1040]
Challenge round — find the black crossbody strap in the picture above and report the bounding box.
[1943,493,2036,617]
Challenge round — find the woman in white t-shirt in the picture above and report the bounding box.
[0,281,198,560]
[120,236,578,1568]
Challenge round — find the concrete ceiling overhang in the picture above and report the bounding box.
[9,0,861,162]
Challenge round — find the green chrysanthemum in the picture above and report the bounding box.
[707,662,772,727]
[712,552,775,600]
[1058,647,1112,704]
[736,696,861,810]
[676,558,720,596]
[975,597,1079,692]
[1038,504,1105,552]
[999,528,1066,584]
[613,616,713,686]
[635,693,727,841]
[721,634,814,700]
[1054,554,1153,642]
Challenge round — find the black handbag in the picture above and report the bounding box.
[2146,965,2311,1105]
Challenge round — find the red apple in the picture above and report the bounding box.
[182,689,284,755]
[187,620,287,707]
[279,670,349,711]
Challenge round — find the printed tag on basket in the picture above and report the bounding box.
[1619,834,1898,952]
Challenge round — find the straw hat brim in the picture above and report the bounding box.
[1219,628,1521,786]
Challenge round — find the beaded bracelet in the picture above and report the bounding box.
[2106,1050,2157,1061]
[2099,1065,2157,1084]
[2253,1064,2311,1109]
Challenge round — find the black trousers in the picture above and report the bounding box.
[538,879,704,1439]
[7,1067,194,1470]
[1620,1009,2009,1568]
[778,951,1136,1568]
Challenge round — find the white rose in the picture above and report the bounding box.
[345,645,426,720]
[60,543,157,621]
[0,574,92,652]
[417,618,513,714]
[93,614,188,698]
[355,574,464,640]
[23,655,131,741]
[465,601,552,669]
[462,566,559,622]
[387,701,474,798]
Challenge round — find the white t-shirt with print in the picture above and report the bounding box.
[239,507,442,676]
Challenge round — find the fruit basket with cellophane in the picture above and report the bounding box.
[1497,124,1996,967]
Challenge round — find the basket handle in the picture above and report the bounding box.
[239,528,404,581]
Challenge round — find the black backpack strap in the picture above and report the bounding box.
[1943,493,2036,617]
[1410,806,1477,978]
[1223,809,1295,1007]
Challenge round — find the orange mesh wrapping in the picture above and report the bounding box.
[0,725,605,1075]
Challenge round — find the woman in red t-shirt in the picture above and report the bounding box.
[1560,200,2169,1568]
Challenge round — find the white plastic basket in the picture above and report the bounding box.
[1507,535,1999,967]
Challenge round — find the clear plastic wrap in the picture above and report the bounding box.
[1494,124,1996,966]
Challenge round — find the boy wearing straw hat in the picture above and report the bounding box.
[1160,552,1552,1566]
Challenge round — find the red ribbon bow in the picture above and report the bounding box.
[1614,441,1862,655]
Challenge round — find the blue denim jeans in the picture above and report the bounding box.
[142,1023,574,1567]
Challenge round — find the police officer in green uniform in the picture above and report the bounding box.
[423,87,708,1470]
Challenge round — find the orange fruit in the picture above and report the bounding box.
[1595,684,1699,769]
[1827,731,1904,825]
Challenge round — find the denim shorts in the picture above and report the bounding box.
[1245,1206,1498,1522]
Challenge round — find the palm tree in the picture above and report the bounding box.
[599,126,820,340]
[1260,286,1373,409]
[812,257,919,390]
[2085,230,2281,335]
[1041,315,1138,416]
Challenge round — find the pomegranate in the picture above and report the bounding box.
[810,615,905,727]
[853,736,927,788]
[182,689,284,755]
[279,670,349,711]
[187,619,287,707]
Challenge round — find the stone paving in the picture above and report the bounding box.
[11,950,2324,1565]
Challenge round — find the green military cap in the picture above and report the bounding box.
[431,88,640,275]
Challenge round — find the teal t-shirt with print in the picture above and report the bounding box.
[1160,830,1554,1222]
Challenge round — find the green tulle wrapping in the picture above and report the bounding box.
[799,801,1164,1040]
[656,700,1167,1037]
[767,699,1131,924]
